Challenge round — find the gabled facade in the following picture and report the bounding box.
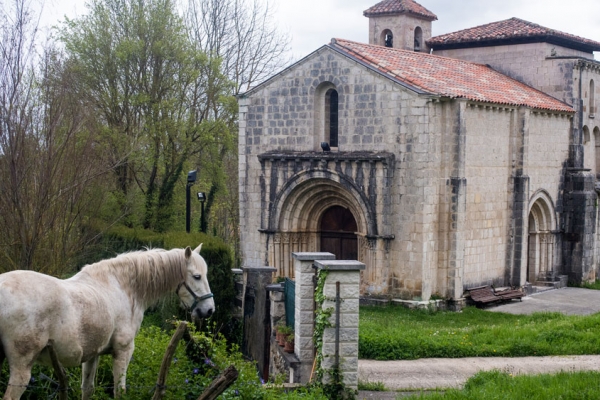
[238,0,600,301]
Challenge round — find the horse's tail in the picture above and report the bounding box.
[0,333,4,368]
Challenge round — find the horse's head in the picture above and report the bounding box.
[177,244,216,320]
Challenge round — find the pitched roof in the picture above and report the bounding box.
[363,0,437,21]
[427,17,600,53]
[330,38,573,113]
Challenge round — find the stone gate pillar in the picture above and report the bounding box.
[314,259,365,391]
[292,252,335,383]
[241,266,276,380]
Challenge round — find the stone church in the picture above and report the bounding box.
[238,0,600,301]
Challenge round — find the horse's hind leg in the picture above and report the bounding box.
[81,356,99,400]
[0,338,5,368]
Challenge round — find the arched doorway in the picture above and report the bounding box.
[527,194,556,283]
[320,206,358,260]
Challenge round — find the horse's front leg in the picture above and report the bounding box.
[112,344,135,398]
[3,360,34,400]
[81,356,99,400]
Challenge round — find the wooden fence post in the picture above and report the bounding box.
[151,321,188,400]
[197,365,239,400]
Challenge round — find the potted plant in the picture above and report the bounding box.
[277,325,292,347]
[275,323,285,344]
[284,331,295,353]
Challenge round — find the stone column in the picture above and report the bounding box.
[292,252,335,383]
[314,259,365,391]
[562,170,597,283]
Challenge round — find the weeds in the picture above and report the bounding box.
[404,370,600,399]
[358,380,386,391]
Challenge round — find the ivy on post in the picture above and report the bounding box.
[313,260,365,397]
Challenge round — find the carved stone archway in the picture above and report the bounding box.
[269,177,370,278]
[257,151,395,290]
[527,192,557,283]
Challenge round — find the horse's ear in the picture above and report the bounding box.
[194,243,203,254]
[185,246,192,259]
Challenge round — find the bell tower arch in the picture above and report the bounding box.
[363,0,437,52]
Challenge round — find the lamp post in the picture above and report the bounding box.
[197,192,206,233]
[186,170,197,233]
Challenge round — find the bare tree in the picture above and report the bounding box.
[186,0,291,95]
[0,0,107,274]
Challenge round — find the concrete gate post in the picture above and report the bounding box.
[314,260,365,391]
[292,252,335,383]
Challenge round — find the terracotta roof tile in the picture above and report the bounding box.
[331,38,573,113]
[364,0,437,21]
[427,17,600,52]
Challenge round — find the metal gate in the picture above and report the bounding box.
[284,278,295,327]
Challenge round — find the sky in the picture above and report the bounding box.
[275,0,600,60]
[38,0,600,60]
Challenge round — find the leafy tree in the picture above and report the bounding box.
[60,0,234,232]
[185,0,290,261]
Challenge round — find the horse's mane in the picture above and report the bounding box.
[80,248,186,304]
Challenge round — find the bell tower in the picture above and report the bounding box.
[363,0,437,52]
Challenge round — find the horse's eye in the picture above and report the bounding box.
[193,274,202,280]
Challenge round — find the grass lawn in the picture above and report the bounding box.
[359,306,600,360]
[404,370,600,399]
[574,280,600,290]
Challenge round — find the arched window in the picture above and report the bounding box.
[381,29,393,48]
[314,82,340,150]
[590,79,595,117]
[583,125,593,170]
[527,194,556,283]
[414,27,423,52]
[325,89,339,147]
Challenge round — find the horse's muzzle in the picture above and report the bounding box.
[194,307,214,319]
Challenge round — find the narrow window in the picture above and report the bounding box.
[325,89,339,147]
[595,127,600,179]
[590,79,595,117]
[414,27,423,52]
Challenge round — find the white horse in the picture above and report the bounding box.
[0,244,215,400]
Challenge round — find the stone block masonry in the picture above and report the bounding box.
[314,259,365,391]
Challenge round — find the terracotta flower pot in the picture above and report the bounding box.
[276,331,286,346]
[284,339,294,353]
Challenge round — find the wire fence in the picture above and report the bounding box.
[0,373,213,399]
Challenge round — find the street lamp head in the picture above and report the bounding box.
[197,192,206,203]
[187,170,197,184]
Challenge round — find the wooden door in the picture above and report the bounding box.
[320,206,358,260]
